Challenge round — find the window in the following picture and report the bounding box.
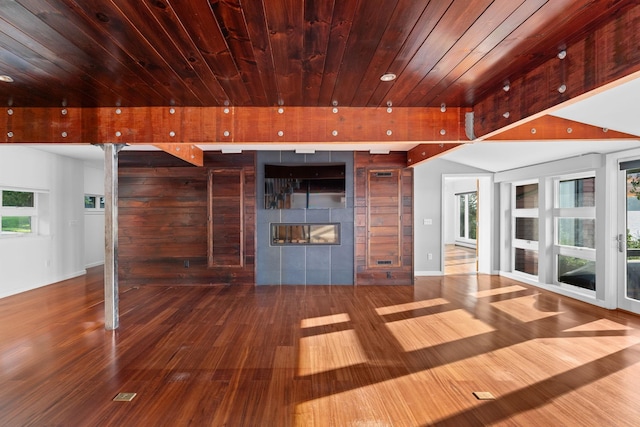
[1,189,37,235]
[85,195,104,210]
[554,175,596,291]
[85,195,96,209]
[513,182,539,276]
[456,192,477,242]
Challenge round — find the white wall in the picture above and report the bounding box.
[84,164,105,268]
[0,146,87,298]
[413,158,490,275]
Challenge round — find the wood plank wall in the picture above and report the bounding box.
[118,150,412,286]
[355,152,413,285]
[118,151,256,286]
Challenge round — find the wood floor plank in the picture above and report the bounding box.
[1,266,640,426]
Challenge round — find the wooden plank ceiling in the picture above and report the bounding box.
[1,0,640,163]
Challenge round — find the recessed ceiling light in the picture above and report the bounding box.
[0,75,14,83]
[380,73,396,82]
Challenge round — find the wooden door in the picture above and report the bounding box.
[367,169,402,268]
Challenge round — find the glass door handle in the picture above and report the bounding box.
[618,234,625,253]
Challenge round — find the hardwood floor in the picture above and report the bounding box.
[1,267,640,426]
[444,244,477,275]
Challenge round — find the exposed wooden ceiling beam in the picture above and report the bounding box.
[0,106,468,145]
[407,143,464,167]
[485,115,638,141]
[153,144,203,166]
[473,3,640,139]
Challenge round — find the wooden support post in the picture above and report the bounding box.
[103,144,124,330]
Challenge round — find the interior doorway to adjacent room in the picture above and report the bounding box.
[442,175,492,275]
[444,244,477,274]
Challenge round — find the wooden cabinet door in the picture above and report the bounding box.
[208,169,244,267]
[367,169,402,268]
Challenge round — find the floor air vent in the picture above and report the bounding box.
[113,392,137,402]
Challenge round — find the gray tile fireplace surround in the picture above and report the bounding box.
[256,151,354,285]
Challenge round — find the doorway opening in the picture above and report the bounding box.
[444,244,477,274]
[442,175,492,275]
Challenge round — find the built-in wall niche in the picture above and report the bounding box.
[264,163,345,209]
[271,223,340,245]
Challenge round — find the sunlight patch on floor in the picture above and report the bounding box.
[294,368,477,427]
[563,318,635,332]
[534,335,640,366]
[384,309,495,351]
[474,284,527,299]
[297,329,368,376]
[301,313,351,328]
[295,335,640,426]
[374,298,449,316]
[491,295,563,322]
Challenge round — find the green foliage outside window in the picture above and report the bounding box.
[1,216,32,233]
[2,191,34,207]
[1,191,35,233]
[468,192,477,240]
[85,196,96,208]
[628,172,640,255]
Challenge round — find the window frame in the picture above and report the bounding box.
[0,188,39,236]
[455,191,478,244]
[84,194,105,211]
[552,172,596,292]
[512,180,539,278]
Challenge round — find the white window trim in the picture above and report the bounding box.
[0,188,39,237]
[84,194,105,211]
[512,180,539,278]
[455,191,477,245]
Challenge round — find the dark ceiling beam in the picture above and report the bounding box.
[473,3,640,139]
[0,106,468,145]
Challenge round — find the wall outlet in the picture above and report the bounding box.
[428,253,433,260]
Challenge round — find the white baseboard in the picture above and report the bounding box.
[414,270,443,276]
[0,269,87,300]
[85,261,105,269]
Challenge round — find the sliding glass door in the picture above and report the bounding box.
[554,175,596,291]
[619,164,640,314]
[456,191,477,244]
